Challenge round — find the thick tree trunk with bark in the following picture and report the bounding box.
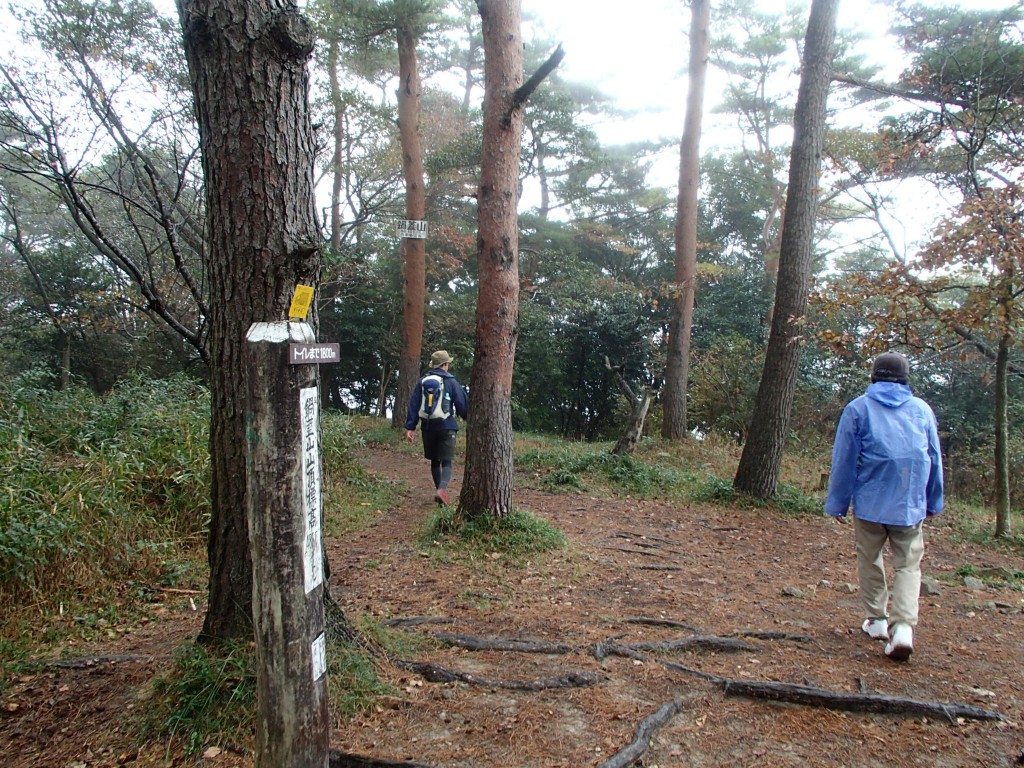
[733,0,838,499]
[328,32,346,260]
[994,334,1011,537]
[459,0,524,520]
[392,24,427,428]
[176,0,322,641]
[662,0,710,441]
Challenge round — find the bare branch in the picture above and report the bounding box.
[501,44,565,127]
[831,72,972,110]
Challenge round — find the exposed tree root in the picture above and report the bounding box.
[721,679,1006,722]
[610,534,661,549]
[329,751,435,767]
[632,564,684,571]
[594,639,1003,724]
[600,532,683,558]
[625,617,700,631]
[595,698,685,768]
[592,638,638,662]
[618,622,811,647]
[47,655,160,668]
[430,632,574,654]
[730,630,811,642]
[629,635,758,654]
[397,660,602,690]
[385,619,1002,754]
[592,634,757,659]
[658,658,727,683]
[382,616,455,628]
[603,546,664,558]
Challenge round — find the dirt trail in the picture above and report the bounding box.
[2,443,1022,767]
[331,446,1023,767]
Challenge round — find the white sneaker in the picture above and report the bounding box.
[861,618,889,640]
[884,623,913,661]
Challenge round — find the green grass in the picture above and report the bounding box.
[328,639,396,718]
[516,442,693,498]
[954,561,1024,588]
[946,499,1024,560]
[691,476,823,517]
[140,620,416,754]
[356,417,405,447]
[325,610,444,717]
[141,641,257,758]
[418,506,567,564]
[322,412,403,537]
[323,415,407,536]
[514,433,823,516]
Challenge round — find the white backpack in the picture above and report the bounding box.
[417,374,452,420]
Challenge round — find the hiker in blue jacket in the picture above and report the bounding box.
[825,352,944,662]
[405,350,469,506]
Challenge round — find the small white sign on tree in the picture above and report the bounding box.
[397,219,428,239]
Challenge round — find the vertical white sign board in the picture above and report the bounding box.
[311,632,327,682]
[300,387,324,594]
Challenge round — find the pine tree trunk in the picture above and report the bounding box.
[994,334,1011,538]
[177,0,322,642]
[392,24,427,428]
[733,0,838,499]
[459,0,524,520]
[662,0,710,441]
[328,32,345,261]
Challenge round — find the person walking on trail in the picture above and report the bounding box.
[825,352,944,662]
[405,350,469,506]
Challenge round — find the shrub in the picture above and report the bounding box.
[0,373,210,616]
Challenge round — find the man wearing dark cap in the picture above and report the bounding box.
[825,352,944,661]
[405,350,469,506]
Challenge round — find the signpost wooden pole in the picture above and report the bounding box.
[245,319,329,768]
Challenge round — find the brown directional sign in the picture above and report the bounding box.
[289,343,340,365]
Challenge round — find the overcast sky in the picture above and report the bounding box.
[518,0,1015,152]
[517,0,1016,253]
[516,0,885,187]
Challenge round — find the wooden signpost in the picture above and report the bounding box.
[244,285,334,767]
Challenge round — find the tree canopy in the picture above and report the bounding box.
[1,0,1021,536]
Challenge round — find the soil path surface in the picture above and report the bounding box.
[2,443,1022,767]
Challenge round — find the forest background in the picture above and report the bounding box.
[0,0,1023,757]
[2,0,1021,503]
[2,0,1024,761]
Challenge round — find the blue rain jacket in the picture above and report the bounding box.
[825,381,944,525]
[404,368,469,432]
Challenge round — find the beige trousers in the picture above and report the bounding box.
[853,517,924,628]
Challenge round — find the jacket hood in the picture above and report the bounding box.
[866,380,913,407]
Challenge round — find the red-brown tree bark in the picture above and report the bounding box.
[458,0,525,519]
[733,0,839,498]
[176,0,321,640]
[662,0,710,441]
[392,20,427,428]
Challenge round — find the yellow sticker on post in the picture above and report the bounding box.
[288,285,315,320]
